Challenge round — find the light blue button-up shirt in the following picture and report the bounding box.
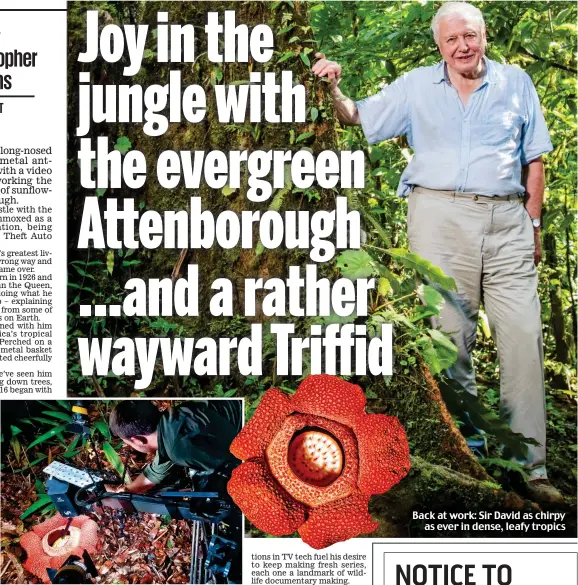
[356,57,553,197]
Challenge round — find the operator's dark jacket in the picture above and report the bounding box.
[142,402,242,485]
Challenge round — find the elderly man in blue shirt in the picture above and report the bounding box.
[312,1,563,504]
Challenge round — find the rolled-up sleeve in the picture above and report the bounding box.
[355,73,410,144]
[142,452,175,484]
[520,72,553,165]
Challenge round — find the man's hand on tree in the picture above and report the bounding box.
[312,53,359,125]
[312,52,342,93]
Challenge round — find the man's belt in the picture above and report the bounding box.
[412,186,524,202]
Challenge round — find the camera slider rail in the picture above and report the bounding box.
[43,461,232,524]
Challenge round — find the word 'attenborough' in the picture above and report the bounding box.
[79,197,360,262]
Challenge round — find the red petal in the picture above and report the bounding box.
[21,532,52,583]
[31,513,67,538]
[230,389,293,460]
[298,492,378,549]
[227,460,306,536]
[75,516,99,552]
[23,559,51,583]
[354,413,410,495]
[291,375,367,428]
[266,414,358,507]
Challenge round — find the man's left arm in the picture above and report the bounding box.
[523,156,545,266]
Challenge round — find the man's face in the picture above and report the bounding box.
[437,17,486,77]
[121,436,157,455]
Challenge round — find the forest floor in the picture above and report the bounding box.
[0,447,193,584]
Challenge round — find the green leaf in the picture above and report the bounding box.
[387,248,457,290]
[420,284,444,311]
[103,441,125,480]
[93,420,111,440]
[42,411,72,423]
[365,387,378,399]
[295,131,314,143]
[410,305,439,323]
[336,250,375,279]
[440,379,539,459]
[96,187,107,197]
[28,424,68,449]
[221,184,237,197]
[10,437,21,465]
[299,51,311,67]
[278,24,296,34]
[114,136,132,154]
[480,458,529,481]
[21,495,54,520]
[106,250,115,275]
[364,212,392,247]
[310,107,319,122]
[10,425,22,437]
[479,310,492,339]
[70,264,95,279]
[378,277,391,298]
[14,454,48,474]
[428,329,458,371]
[37,401,61,411]
[416,335,441,374]
[371,167,390,177]
[31,416,63,426]
[316,312,357,326]
[63,435,80,457]
[277,51,294,64]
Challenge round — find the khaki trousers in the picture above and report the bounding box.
[407,187,547,476]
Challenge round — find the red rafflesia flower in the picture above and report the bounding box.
[228,374,410,549]
[20,513,99,583]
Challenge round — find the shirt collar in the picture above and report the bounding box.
[433,56,496,85]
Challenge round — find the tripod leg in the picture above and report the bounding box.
[189,520,200,584]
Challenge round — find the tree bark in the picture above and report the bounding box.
[544,232,570,375]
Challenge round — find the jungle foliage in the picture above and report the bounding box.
[309,0,576,492]
[65,2,576,499]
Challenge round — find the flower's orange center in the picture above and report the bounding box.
[288,430,343,487]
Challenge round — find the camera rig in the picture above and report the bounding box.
[42,404,240,584]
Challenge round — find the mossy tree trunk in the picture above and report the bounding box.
[68,1,337,394]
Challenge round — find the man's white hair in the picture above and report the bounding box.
[431,2,486,44]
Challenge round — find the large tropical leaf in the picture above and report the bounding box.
[27,424,68,449]
[20,495,54,520]
[439,379,539,459]
[93,420,111,441]
[386,248,457,291]
[416,330,458,374]
[336,249,375,279]
[10,437,21,465]
[42,411,73,423]
[102,441,125,480]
